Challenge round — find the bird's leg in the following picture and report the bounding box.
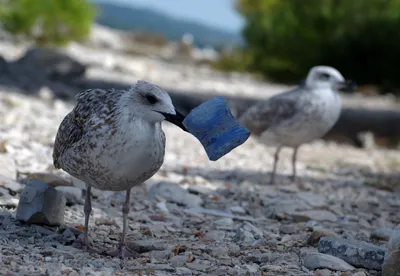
[75,184,99,253]
[291,147,298,182]
[270,147,282,185]
[106,188,140,259]
[83,185,92,248]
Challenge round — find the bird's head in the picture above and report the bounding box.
[305,66,357,93]
[126,80,187,131]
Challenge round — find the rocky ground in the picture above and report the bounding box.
[0,37,399,276]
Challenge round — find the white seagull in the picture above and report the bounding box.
[239,66,356,184]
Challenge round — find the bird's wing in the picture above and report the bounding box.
[52,89,114,168]
[239,90,300,136]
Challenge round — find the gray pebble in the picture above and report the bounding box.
[234,222,263,244]
[148,181,203,207]
[55,186,83,205]
[309,226,338,246]
[62,228,76,242]
[230,206,246,215]
[303,252,355,271]
[0,175,23,194]
[175,267,193,275]
[16,179,66,226]
[187,185,211,195]
[170,255,188,267]
[370,228,393,241]
[297,192,327,208]
[318,237,386,270]
[291,210,337,222]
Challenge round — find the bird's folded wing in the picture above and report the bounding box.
[52,111,83,168]
[239,96,298,136]
[52,89,111,168]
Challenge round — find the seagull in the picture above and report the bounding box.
[52,80,187,258]
[239,66,356,184]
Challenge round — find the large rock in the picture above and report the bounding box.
[303,252,355,271]
[16,179,66,226]
[16,47,86,81]
[0,48,83,99]
[318,237,386,270]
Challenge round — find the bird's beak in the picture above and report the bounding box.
[337,80,358,93]
[159,109,188,132]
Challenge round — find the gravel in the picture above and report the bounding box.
[0,36,399,275]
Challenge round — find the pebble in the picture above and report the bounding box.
[382,230,400,276]
[234,222,263,244]
[0,175,23,194]
[61,228,76,242]
[318,237,386,270]
[170,255,188,267]
[314,268,333,276]
[351,272,367,276]
[205,230,226,242]
[214,217,234,226]
[246,252,287,264]
[291,210,337,222]
[175,267,193,275]
[32,225,56,235]
[187,185,211,195]
[209,245,229,257]
[0,196,19,208]
[55,186,83,205]
[186,262,210,272]
[370,227,393,241]
[185,207,255,221]
[264,199,309,219]
[148,181,203,207]
[16,179,66,226]
[303,252,355,271]
[230,206,246,215]
[297,192,327,208]
[0,155,17,179]
[309,227,338,246]
[279,224,299,234]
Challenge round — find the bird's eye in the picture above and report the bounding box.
[320,73,330,79]
[145,94,158,104]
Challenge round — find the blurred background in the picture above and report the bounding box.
[0,0,399,149]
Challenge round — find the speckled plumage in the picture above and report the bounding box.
[239,66,351,183]
[52,80,184,258]
[53,87,166,191]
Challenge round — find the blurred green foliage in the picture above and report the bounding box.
[216,0,400,92]
[0,0,96,46]
[212,46,253,73]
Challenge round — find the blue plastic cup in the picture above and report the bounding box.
[182,96,251,161]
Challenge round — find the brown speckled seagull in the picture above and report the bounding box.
[53,80,187,258]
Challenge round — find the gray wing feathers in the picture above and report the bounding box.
[52,111,83,168]
[52,89,112,168]
[239,93,299,136]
